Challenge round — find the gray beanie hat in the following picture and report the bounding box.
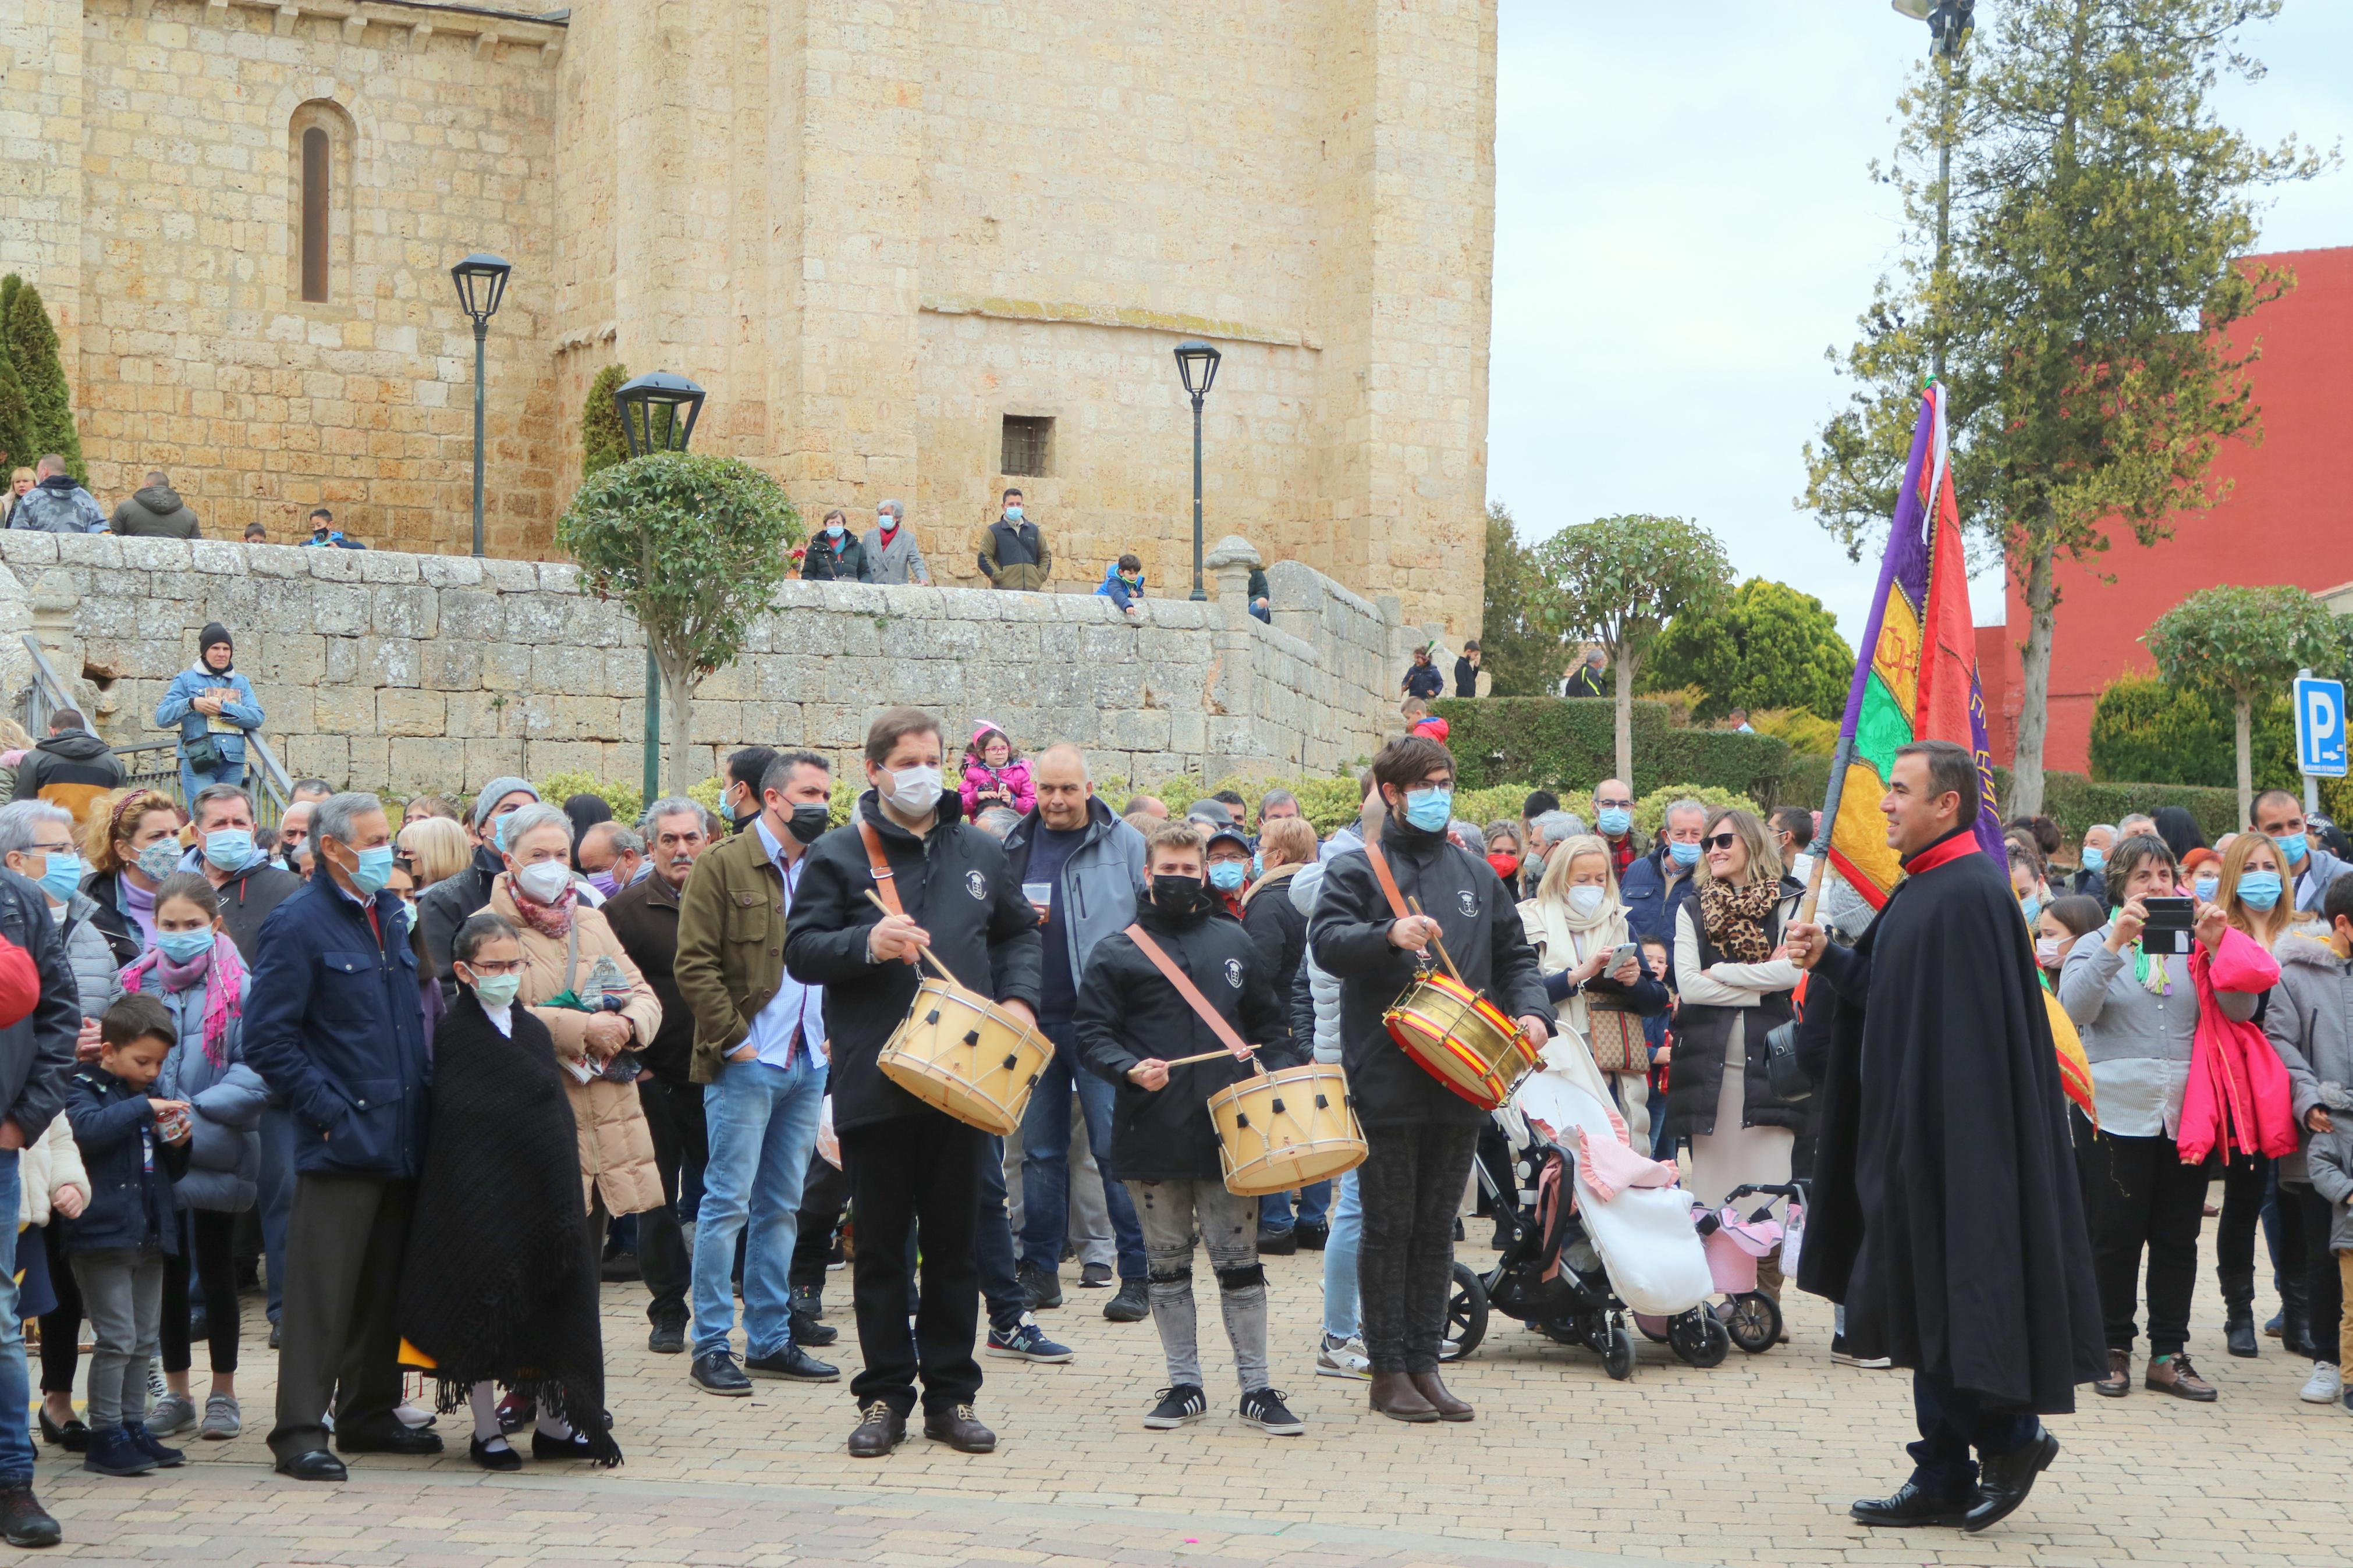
[471,776,540,829]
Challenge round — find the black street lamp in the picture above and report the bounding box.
[1172,340,1221,602]
[449,252,512,557]
[1892,1,1976,381]
[611,371,707,801]
[613,371,707,458]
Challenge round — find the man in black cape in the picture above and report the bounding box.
[1786,739,2104,1534]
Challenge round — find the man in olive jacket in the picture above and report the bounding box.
[973,489,1050,591]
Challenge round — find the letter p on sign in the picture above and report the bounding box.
[2295,675,2347,778]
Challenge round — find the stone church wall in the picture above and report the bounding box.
[0,532,1431,797]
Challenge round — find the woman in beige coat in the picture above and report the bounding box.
[474,802,665,1221]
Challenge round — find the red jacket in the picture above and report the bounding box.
[0,931,36,1030]
[2181,927,2298,1164]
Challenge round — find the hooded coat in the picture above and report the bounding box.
[1795,826,2106,1413]
[2262,927,2353,1185]
[109,483,201,538]
[10,730,124,825]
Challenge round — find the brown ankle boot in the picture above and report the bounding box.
[1368,1371,1438,1423]
[1408,1371,1474,1421]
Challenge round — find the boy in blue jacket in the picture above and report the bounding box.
[64,994,193,1478]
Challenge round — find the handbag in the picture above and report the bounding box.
[1763,1016,1811,1102]
[182,730,224,773]
[1584,1002,1648,1075]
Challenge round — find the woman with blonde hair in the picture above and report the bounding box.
[1519,833,1669,1146]
[0,714,34,799]
[398,816,472,894]
[79,787,187,966]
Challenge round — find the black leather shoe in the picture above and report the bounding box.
[0,1480,61,1548]
[846,1400,906,1458]
[647,1315,687,1355]
[1017,1263,1063,1310]
[37,1407,87,1453]
[790,1308,839,1347]
[1256,1226,1298,1256]
[690,1351,753,1396]
[2224,1313,2259,1358]
[745,1345,839,1382]
[922,1403,996,1453]
[530,1427,603,1462]
[275,1448,348,1481]
[1963,1430,2059,1534]
[1850,1479,1969,1528]
[469,1436,521,1472]
[336,1424,445,1456]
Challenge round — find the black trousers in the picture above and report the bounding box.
[267,1176,415,1460]
[2075,1125,2206,1357]
[160,1210,242,1375]
[839,1114,984,1415]
[2213,1152,2269,1293]
[636,1076,705,1324]
[1908,1371,2040,1500]
[1356,1121,1478,1375]
[790,1150,850,1296]
[38,1222,84,1396]
[2279,1182,2342,1363]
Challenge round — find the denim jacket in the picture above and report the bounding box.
[154,664,265,768]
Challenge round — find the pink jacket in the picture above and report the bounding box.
[2181,927,2299,1164]
[959,757,1035,817]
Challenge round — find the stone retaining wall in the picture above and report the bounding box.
[0,534,1431,796]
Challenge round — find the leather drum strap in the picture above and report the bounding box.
[857,817,904,918]
[1361,838,1412,924]
[1122,923,1253,1061]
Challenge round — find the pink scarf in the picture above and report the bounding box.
[120,936,246,1066]
[2181,927,2298,1164]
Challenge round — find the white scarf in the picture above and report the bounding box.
[1521,892,1630,1037]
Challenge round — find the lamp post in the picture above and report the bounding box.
[448,253,513,556]
[1891,0,1975,382]
[613,372,708,802]
[1172,340,1221,602]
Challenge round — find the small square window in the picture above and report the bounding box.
[1001,415,1053,478]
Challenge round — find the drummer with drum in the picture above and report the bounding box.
[782,707,1044,1459]
[1074,819,1307,1435]
[1309,735,1551,1424]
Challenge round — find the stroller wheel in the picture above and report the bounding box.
[1445,1262,1489,1360]
[1668,1307,1731,1368]
[1725,1292,1782,1355]
[1603,1319,1637,1381]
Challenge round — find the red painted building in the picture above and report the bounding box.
[1978,245,2353,773]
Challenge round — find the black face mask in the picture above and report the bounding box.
[786,803,831,845]
[1151,874,1214,922]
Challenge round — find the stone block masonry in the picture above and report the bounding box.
[0,534,1426,797]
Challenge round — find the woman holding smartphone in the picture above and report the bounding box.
[2058,831,2235,1403]
[1518,833,1669,1148]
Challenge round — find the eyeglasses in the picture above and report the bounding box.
[464,959,526,975]
[1702,833,1740,851]
[27,843,74,856]
[1595,798,1634,810]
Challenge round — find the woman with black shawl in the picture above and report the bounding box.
[397,912,622,1470]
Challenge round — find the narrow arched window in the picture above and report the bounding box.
[300,127,330,303]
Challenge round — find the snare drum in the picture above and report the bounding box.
[1205,1064,1368,1197]
[878,979,1052,1135]
[1383,972,1538,1110]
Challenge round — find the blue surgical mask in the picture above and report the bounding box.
[36,850,84,905]
[346,844,395,895]
[824,522,844,538]
[2238,870,2283,911]
[1669,840,1701,869]
[137,841,183,883]
[1250,851,1264,878]
[2193,876,2219,903]
[1208,862,1246,892]
[1004,505,1023,521]
[2019,894,2041,925]
[1596,808,1631,838]
[2081,846,2105,874]
[1403,786,1453,833]
[156,928,214,964]
[2274,831,2309,866]
[203,829,254,873]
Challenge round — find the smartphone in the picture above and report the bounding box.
[1607,942,1640,972]
[2141,895,2195,955]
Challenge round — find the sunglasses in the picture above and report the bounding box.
[1702,832,1740,851]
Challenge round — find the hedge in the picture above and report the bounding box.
[1773,754,2244,842]
[1431,698,1793,803]
[2089,674,2297,791]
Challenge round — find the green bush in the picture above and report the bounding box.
[1431,697,1793,803]
[1750,706,1839,758]
[1773,753,2242,841]
[2088,672,2297,791]
[536,770,644,826]
[1631,783,1763,840]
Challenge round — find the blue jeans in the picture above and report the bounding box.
[691,1054,826,1361]
[0,1151,31,1480]
[1260,1181,1330,1233]
[977,1136,1024,1334]
[178,752,247,806]
[1019,1022,1144,1281]
[1321,1169,1362,1341]
[259,1104,296,1323]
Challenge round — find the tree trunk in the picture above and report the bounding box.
[2008,541,2058,816]
[2234,695,2253,830]
[656,645,697,798]
[1614,648,1635,791]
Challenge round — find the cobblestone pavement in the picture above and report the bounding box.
[28,1216,2344,1566]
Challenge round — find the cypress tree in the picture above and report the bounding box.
[0,352,33,477]
[4,283,84,484]
[581,363,631,479]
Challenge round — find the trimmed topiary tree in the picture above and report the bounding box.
[2145,584,2342,829]
[3,281,83,483]
[1644,577,1855,723]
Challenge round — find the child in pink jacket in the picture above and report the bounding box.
[959,721,1035,817]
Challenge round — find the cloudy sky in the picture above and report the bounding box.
[1486,1,2353,645]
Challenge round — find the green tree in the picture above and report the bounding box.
[0,343,32,476]
[1529,514,1730,790]
[1802,0,2327,818]
[2088,671,2296,790]
[1475,500,1560,698]
[557,453,803,793]
[581,363,631,480]
[3,282,84,483]
[1642,577,1855,723]
[2145,584,2340,826]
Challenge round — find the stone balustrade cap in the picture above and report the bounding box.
[1202,535,1263,570]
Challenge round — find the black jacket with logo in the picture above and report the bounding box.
[784,791,1042,1132]
[1076,899,1296,1182]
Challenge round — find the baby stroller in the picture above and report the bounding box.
[1684,1181,1805,1355]
[1447,1043,1724,1379]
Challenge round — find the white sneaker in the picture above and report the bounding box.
[2298,1360,2342,1403]
[394,1400,437,1429]
[1314,1334,1371,1380]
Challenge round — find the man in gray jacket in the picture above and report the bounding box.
[108,471,201,538]
[2263,876,2353,1407]
[2253,790,2351,914]
[1000,744,1148,1321]
[861,499,930,584]
[5,456,104,534]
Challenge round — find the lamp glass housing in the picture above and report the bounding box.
[449,252,513,321]
[614,371,707,457]
[1173,339,1222,400]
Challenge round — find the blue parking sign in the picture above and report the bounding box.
[2295,675,2347,778]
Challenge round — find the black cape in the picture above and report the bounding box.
[1795,827,2104,1414]
[396,991,620,1463]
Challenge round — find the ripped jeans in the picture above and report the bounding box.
[1127,1179,1268,1395]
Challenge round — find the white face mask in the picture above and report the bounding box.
[2035,936,2063,968]
[515,861,573,906]
[1566,885,1606,918]
[880,762,945,817]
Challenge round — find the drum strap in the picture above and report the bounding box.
[858,817,904,918]
[1121,923,1254,1061]
[1361,839,1412,923]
